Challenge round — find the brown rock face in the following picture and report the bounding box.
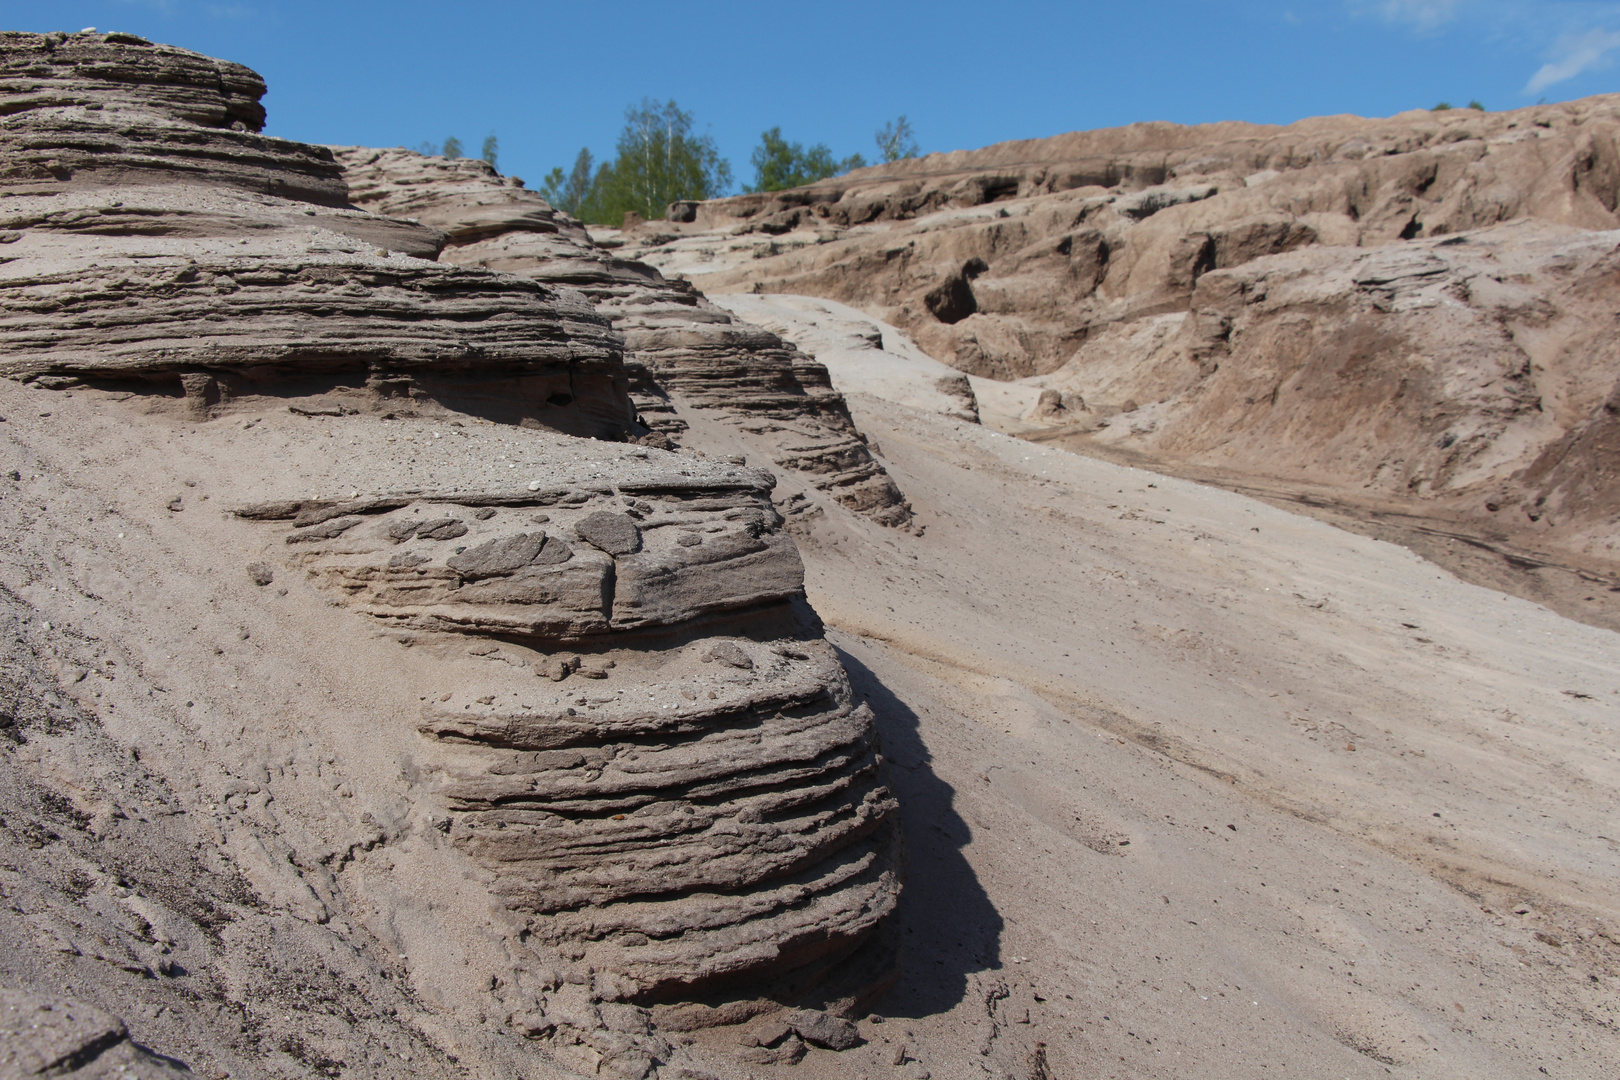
[243,472,900,1013]
[334,147,915,528]
[0,29,266,127]
[0,30,345,205]
[0,31,900,1076]
[624,96,1620,580]
[0,31,632,440]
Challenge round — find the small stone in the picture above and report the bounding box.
[786,1008,859,1050]
[0,989,129,1077]
[541,655,582,682]
[448,532,550,579]
[415,518,468,541]
[166,495,184,511]
[574,511,641,555]
[704,641,754,670]
[245,562,274,586]
[473,506,498,520]
[676,533,702,547]
[285,516,362,543]
[739,1016,793,1048]
[738,1034,805,1066]
[385,520,420,543]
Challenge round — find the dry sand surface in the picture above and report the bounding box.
[778,393,1620,1080]
[5,348,1619,1080]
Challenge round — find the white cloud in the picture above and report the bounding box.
[1525,26,1620,91]
[1374,0,1464,31]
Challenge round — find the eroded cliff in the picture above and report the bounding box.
[0,30,899,1079]
[620,96,1620,610]
[333,148,914,530]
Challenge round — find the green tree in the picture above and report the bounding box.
[590,99,732,224]
[745,127,865,192]
[481,134,498,168]
[540,148,596,217]
[875,115,918,163]
[1432,101,1452,111]
[442,136,464,159]
[535,100,733,226]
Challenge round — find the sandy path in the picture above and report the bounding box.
[765,395,1619,1079]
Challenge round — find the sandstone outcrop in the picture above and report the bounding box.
[622,96,1620,588]
[1,29,339,205]
[1,31,899,1077]
[239,466,901,1017]
[334,147,914,528]
[708,293,982,423]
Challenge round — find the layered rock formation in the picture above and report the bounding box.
[0,29,339,203]
[239,468,901,1016]
[334,147,914,528]
[621,96,1620,588]
[0,30,899,1078]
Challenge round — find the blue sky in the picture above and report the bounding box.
[9,1,1620,190]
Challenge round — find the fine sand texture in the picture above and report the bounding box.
[533,308,1620,1078]
[5,286,1618,1080]
[772,392,1620,1080]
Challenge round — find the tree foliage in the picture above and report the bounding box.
[745,127,865,193]
[875,115,919,163]
[540,148,596,217]
[416,134,499,168]
[539,99,733,225]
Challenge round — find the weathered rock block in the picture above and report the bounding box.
[1,30,902,1064]
[333,147,914,527]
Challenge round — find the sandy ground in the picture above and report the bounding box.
[0,383,768,1080]
[707,294,981,423]
[705,395,1620,1080]
[4,370,1618,1079]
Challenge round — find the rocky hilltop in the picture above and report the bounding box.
[333,148,914,530]
[0,30,899,1079]
[620,98,1620,620]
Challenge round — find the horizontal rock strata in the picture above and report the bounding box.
[0,34,634,438]
[335,147,914,527]
[0,210,627,435]
[241,474,900,1006]
[0,30,346,205]
[1,30,903,1072]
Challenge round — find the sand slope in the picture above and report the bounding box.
[731,393,1619,1079]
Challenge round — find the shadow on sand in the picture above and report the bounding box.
[834,645,1004,1019]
